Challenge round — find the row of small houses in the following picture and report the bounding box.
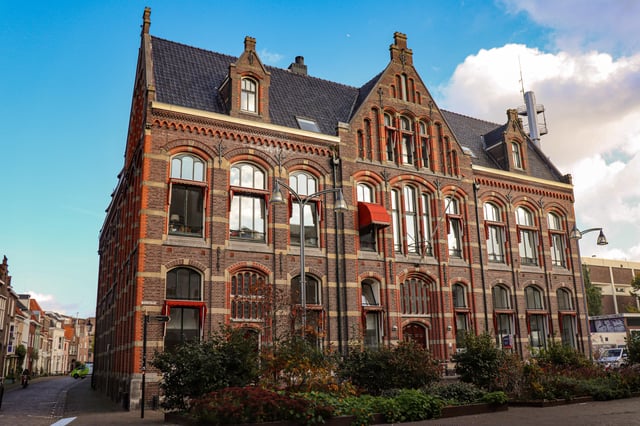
[0,256,94,380]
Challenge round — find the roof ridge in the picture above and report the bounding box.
[442,109,501,127]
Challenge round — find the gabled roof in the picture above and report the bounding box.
[149,36,566,183]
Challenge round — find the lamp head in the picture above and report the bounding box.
[569,225,582,240]
[334,189,348,212]
[270,181,285,205]
[596,229,608,246]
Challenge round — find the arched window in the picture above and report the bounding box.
[557,288,576,348]
[361,280,382,348]
[166,268,201,300]
[484,202,505,263]
[165,267,204,350]
[452,283,467,308]
[169,154,206,237]
[384,113,397,162]
[391,186,432,256]
[400,116,414,165]
[241,77,258,112]
[356,183,374,203]
[291,275,320,305]
[291,275,323,345]
[419,121,431,170]
[525,286,544,310]
[512,141,523,169]
[229,163,266,242]
[230,270,267,321]
[548,212,566,267]
[400,277,430,315]
[492,285,514,349]
[446,196,463,258]
[289,172,319,248]
[516,206,538,266]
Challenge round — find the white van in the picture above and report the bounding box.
[597,347,628,369]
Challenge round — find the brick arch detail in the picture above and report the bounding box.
[226,261,272,277]
[164,259,208,273]
[151,119,334,157]
[161,139,216,160]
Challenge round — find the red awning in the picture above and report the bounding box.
[358,202,391,228]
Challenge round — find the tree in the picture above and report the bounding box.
[630,273,640,301]
[583,265,602,316]
[452,333,506,391]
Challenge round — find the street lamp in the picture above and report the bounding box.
[270,179,348,338]
[570,226,608,359]
[569,226,608,245]
[141,313,170,419]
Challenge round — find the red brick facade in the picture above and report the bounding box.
[94,8,588,409]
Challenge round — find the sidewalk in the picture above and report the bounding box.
[61,378,174,425]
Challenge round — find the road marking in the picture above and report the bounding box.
[50,417,77,426]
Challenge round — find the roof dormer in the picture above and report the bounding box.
[220,36,271,122]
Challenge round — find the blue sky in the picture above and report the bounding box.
[2,1,639,317]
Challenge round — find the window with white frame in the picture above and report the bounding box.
[548,212,566,267]
[169,154,205,237]
[492,285,514,348]
[557,288,576,347]
[400,116,414,165]
[525,286,544,310]
[357,183,377,251]
[241,77,258,113]
[516,206,538,265]
[392,186,432,255]
[362,280,382,348]
[446,196,463,258]
[484,202,505,263]
[384,113,397,162]
[289,172,319,248]
[512,141,523,169]
[229,163,266,242]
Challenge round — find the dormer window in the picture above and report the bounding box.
[512,142,523,169]
[241,77,257,113]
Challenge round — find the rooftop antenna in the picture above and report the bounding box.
[516,57,548,147]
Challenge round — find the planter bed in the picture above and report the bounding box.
[439,402,508,418]
[509,396,593,407]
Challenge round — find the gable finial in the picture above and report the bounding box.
[142,7,151,35]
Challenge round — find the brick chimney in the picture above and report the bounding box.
[288,56,308,76]
[389,32,413,66]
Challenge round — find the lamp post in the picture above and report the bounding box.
[270,179,348,338]
[141,313,170,419]
[570,226,608,359]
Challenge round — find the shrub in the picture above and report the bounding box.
[393,389,443,422]
[452,332,505,390]
[626,334,640,365]
[426,381,484,405]
[259,336,343,393]
[535,340,592,369]
[151,326,260,411]
[338,341,441,395]
[191,386,332,425]
[481,391,508,405]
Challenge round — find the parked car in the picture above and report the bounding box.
[597,347,628,369]
[70,364,90,379]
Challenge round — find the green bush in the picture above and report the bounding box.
[426,381,484,405]
[191,386,333,425]
[535,340,591,368]
[338,341,441,395]
[626,334,640,365]
[452,332,506,391]
[393,389,443,422]
[151,326,260,411]
[481,391,508,405]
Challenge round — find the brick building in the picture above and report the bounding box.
[94,8,589,409]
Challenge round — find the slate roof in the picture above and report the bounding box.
[150,36,565,183]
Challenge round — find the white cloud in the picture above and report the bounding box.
[500,0,640,55]
[258,49,284,65]
[440,42,640,261]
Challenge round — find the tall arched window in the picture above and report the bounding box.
[241,77,258,112]
[291,275,323,344]
[516,206,538,266]
[557,288,576,348]
[165,267,204,350]
[229,163,266,242]
[526,286,547,351]
[492,285,514,348]
[419,121,431,170]
[289,172,319,248]
[512,141,523,169]
[400,116,414,165]
[548,212,566,267]
[446,197,463,258]
[484,202,505,263]
[452,283,469,349]
[169,154,206,237]
[391,186,432,256]
[361,280,382,348]
[384,113,397,163]
[400,277,430,315]
[230,270,267,321]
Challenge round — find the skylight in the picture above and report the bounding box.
[296,117,320,133]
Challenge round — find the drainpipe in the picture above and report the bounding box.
[473,183,489,332]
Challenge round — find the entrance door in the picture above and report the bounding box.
[403,323,427,348]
